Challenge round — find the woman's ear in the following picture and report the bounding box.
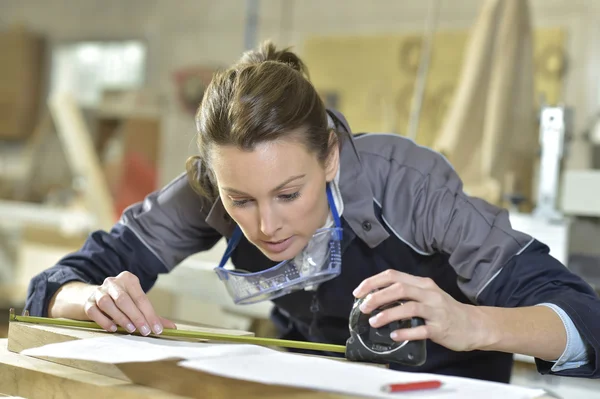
[324,131,340,182]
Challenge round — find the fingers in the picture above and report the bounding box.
[104,278,152,336]
[84,294,116,332]
[160,316,177,330]
[98,285,136,333]
[390,325,431,342]
[85,272,165,336]
[369,300,432,329]
[359,282,425,314]
[123,274,163,334]
[353,269,435,298]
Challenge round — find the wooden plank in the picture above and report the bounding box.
[7,324,350,398]
[8,321,130,380]
[0,339,188,399]
[7,320,255,381]
[1,337,347,399]
[7,322,554,399]
[116,359,349,399]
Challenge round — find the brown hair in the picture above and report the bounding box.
[185,40,340,202]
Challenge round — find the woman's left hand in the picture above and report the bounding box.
[352,270,489,352]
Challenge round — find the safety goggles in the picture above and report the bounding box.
[214,184,343,305]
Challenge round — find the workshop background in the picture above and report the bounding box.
[1,0,600,397]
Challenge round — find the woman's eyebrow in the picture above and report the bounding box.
[222,174,306,195]
[272,174,306,191]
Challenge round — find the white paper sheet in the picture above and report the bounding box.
[21,336,546,399]
[179,351,545,399]
[21,335,272,363]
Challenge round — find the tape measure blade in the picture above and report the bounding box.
[11,312,346,354]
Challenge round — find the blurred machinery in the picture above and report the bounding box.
[506,104,600,293]
[559,110,600,291]
[562,112,600,217]
[506,106,570,270]
[534,106,569,222]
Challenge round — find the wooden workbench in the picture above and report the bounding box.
[2,321,349,399]
[2,321,554,399]
[0,339,352,399]
[0,339,185,399]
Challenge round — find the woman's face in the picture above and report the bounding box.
[211,132,339,262]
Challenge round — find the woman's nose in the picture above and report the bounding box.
[259,206,282,237]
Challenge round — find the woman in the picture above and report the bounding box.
[26,41,599,383]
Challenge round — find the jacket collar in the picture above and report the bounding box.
[205,109,389,248]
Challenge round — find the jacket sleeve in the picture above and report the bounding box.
[25,173,222,317]
[478,240,600,378]
[376,138,600,377]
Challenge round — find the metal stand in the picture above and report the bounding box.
[534,106,570,221]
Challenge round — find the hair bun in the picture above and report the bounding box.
[239,40,308,77]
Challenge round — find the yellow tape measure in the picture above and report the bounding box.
[8,308,346,354]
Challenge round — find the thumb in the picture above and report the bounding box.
[159,316,177,330]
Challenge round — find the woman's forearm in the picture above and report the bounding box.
[473,305,567,361]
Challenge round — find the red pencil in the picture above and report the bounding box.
[381,380,443,393]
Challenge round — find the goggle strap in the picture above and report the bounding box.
[326,184,342,229]
[217,225,243,269]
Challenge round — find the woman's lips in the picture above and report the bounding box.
[260,236,295,254]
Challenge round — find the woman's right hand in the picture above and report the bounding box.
[84,271,176,335]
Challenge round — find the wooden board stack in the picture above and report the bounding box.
[1,320,347,399]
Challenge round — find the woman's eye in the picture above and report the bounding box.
[279,192,300,202]
[231,199,251,207]
[230,192,299,207]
